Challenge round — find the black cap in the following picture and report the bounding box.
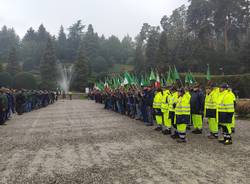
[177,88,185,93]
[220,83,229,89]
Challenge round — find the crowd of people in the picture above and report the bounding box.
[90,82,236,145]
[0,88,57,125]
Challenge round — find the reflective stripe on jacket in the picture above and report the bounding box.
[175,92,191,115]
[153,92,163,109]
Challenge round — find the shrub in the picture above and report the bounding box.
[13,72,37,89]
[180,73,250,98]
[236,100,250,117]
[0,72,12,87]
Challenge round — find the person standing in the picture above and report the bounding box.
[161,86,171,135]
[153,87,163,131]
[168,86,178,139]
[68,91,73,100]
[228,88,236,133]
[204,84,219,139]
[217,83,235,145]
[175,88,191,143]
[190,83,204,134]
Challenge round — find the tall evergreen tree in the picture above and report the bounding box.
[67,20,85,62]
[145,26,160,71]
[6,47,21,76]
[134,42,145,74]
[56,25,67,63]
[0,26,20,62]
[156,31,169,72]
[21,27,39,71]
[73,45,89,92]
[40,37,57,89]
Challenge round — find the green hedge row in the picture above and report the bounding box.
[0,72,38,89]
[180,74,250,98]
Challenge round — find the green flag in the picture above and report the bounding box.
[173,66,180,80]
[149,69,156,81]
[166,66,174,85]
[206,64,211,81]
[123,72,132,85]
[185,73,189,84]
[185,72,196,85]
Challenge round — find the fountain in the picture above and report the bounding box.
[57,62,74,94]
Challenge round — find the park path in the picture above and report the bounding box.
[0,100,249,184]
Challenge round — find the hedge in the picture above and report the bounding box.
[13,72,38,89]
[180,73,250,98]
[0,72,12,87]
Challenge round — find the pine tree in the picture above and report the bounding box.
[56,25,67,62]
[145,27,160,71]
[156,31,169,73]
[6,47,21,76]
[73,45,89,92]
[40,37,57,89]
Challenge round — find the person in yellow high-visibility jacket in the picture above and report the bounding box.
[161,87,171,135]
[216,83,235,145]
[175,88,191,143]
[204,84,219,139]
[228,88,236,133]
[153,88,164,131]
[168,87,178,139]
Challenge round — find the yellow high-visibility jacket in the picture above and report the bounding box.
[217,90,235,113]
[175,92,191,116]
[168,92,178,112]
[204,88,219,117]
[161,90,170,113]
[153,91,163,109]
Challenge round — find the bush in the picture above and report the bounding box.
[0,72,12,87]
[180,73,250,98]
[236,100,250,117]
[13,72,37,89]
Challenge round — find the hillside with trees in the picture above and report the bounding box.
[0,0,249,91]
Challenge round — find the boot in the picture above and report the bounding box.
[208,133,218,139]
[177,138,187,143]
[192,129,202,134]
[171,132,179,139]
[218,138,225,143]
[162,129,171,135]
[224,139,233,145]
[232,128,235,134]
[154,126,162,131]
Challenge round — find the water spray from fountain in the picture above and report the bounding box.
[57,62,75,94]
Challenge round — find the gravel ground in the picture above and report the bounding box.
[0,100,249,184]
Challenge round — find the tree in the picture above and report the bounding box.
[83,24,100,75]
[6,47,21,76]
[0,26,20,62]
[134,39,145,74]
[40,37,57,90]
[121,35,135,64]
[156,31,169,72]
[21,27,39,71]
[0,72,12,88]
[67,20,85,62]
[72,45,89,91]
[92,56,108,73]
[145,26,161,71]
[239,39,250,72]
[56,25,68,63]
[13,72,37,89]
[0,63,3,72]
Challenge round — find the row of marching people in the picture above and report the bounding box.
[154,83,236,145]
[90,82,236,145]
[0,87,57,125]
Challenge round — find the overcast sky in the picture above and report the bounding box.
[0,0,188,39]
